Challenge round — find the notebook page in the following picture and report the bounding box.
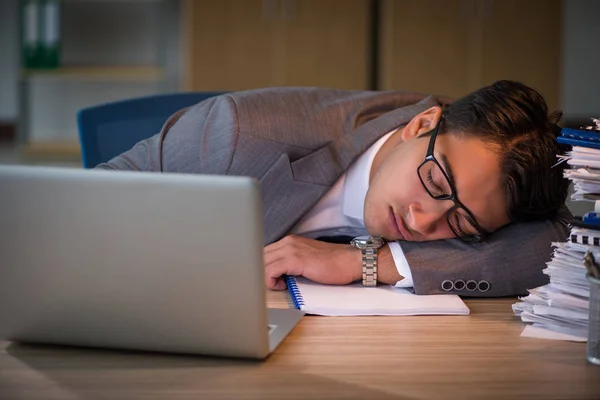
[291,277,470,316]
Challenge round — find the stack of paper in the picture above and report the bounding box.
[512,241,590,341]
[561,147,600,201]
[513,118,600,342]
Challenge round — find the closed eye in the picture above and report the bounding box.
[426,169,444,196]
[453,213,467,237]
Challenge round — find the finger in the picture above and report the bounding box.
[264,252,283,267]
[264,259,302,289]
[264,235,302,265]
[263,245,291,266]
[265,259,287,289]
[272,278,287,291]
[266,274,288,291]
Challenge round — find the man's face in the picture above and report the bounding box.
[364,108,510,242]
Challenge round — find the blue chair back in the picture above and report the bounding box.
[77,92,225,168]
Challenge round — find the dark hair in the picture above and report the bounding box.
[440,80,569,222]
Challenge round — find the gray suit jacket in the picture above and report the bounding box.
[97,87,571,297]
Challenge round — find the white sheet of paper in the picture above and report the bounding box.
[521,325,586,342]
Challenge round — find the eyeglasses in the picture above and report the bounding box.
[416,117,488,243]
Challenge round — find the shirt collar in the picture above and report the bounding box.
[342,129,398,221]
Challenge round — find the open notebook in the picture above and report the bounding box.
[285,276,470,316]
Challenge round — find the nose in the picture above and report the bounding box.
[408,198,454,236]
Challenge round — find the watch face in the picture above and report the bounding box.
[368,236,385,247]
[351,236,384,248]
[371,236,385,247]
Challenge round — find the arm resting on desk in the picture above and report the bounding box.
[397,205,571,296]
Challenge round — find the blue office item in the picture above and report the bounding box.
[562,127,600,141]
[571,216,600,230]
[557,127,600,150]
[285,276,305,310]
[77,91,225,168]
[582,212,600,227]
[557,137,600,150]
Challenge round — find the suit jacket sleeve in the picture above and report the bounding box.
[95,95,235,173]
[397,205,571,297]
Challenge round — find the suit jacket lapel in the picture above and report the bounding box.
[290,97,440,185]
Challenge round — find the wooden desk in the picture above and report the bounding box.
[0,292,598,399]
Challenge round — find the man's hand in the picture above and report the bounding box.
[264,235,362,290]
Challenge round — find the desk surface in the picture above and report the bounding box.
[1,292,598,400]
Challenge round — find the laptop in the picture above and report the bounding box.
[0,165,303,359]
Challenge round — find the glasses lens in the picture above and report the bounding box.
[418,160,452,199]
[447,207,483,241]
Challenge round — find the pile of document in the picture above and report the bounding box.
[562,146,600,201]
[512,118,600,342]
[512,241,590,341]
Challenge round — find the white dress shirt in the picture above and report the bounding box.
[289,129,414,288]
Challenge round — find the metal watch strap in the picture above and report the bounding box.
[361,247,378,287]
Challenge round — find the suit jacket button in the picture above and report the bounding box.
[466,280,478,291]
[453,279,465,290]
[478,280,490,292]
[441,280,454,291]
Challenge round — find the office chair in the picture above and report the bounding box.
[77,91,225,168]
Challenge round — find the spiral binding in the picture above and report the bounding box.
[284,275,305,310]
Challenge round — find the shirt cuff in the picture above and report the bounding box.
[388,241,414,288]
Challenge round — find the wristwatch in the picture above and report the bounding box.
[350,236,385,287]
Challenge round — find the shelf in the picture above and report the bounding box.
[21,140,82,161]
[61,0,162,3]
[21,66,164,81]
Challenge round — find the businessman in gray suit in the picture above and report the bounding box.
[97,80,571,297]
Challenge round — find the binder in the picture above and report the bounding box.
[20,0,61,69]
[571,226,600,246]
[21,0,42,68]
[40,0,61,69]
[558,127,600,150]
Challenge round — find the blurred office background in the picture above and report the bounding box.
[0,1,598,185]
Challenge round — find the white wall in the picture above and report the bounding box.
[562,0,600,121]
[0,0,19,121]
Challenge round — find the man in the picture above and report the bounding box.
[97,80,571,297]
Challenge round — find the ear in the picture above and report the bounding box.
[400,106,443,142]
